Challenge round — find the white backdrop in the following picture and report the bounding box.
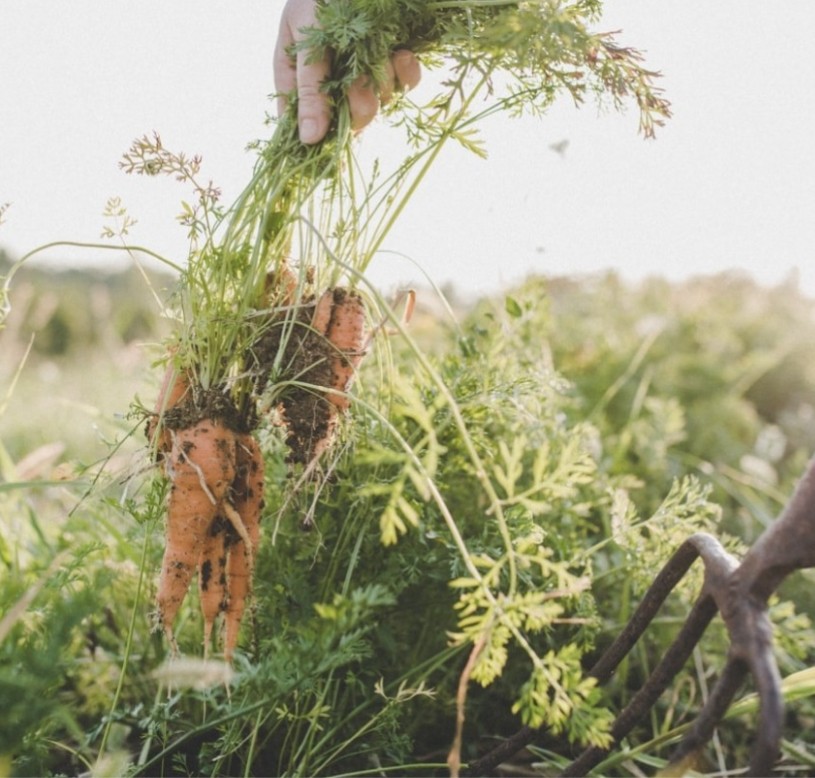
[2,1,813,298]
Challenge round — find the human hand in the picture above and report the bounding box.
[274,0,421,145]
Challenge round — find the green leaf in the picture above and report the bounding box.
[505,295,523,318]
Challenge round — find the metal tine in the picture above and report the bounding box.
[589,538,704,686]
[466,541,719,776]
[667,657,749,768]
[666,456,815,775]
[665,532,782,777]
[563,590,719,776]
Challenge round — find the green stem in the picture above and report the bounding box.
[95,521,153,767]
[13,240,180,274]
[242,709,263,778]
[361,70,493,269]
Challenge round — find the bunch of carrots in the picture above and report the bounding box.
[147,268,369,661]
[134,0,671,662]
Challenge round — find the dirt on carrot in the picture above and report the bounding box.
[254,282,369,465]
[198,513,230,654]
[148,363,266,659]
[223,433,264,661]
[195,433,265,660]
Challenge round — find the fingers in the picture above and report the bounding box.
[392,49,422,93]
[274,0,423,144]
[377,59,397,107]
[376,50,421,107]
[348,50,422,132]
[296,50,332,144]
[274,0,331,145]
[347,75,381,131]
[273,11,296,116]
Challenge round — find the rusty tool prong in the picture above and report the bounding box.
[589,538,703,685]
[668,648,781,777]
[659,534,770,771]
[469,457,815,777]
[671,455,815,775]
[468,536,724,777]
[663,456,812,776]
[668,657,749,770]
[563,594,719,777]
[466,539,712,777]
[744,634,785,776]
[706,572,783,776]
[563,534,736,776]
[665,568,783,776]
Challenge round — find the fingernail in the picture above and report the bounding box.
[299,118,320,144]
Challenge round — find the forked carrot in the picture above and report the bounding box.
[152,284,368,655]
[156,419,237,654]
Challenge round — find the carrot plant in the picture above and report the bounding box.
[125,0,671,660]
[107,0,671,770]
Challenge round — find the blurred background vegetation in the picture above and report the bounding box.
[7,251,813,518]
[3,248,815,776]
[0,249,172,467]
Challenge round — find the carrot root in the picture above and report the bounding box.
[146,359,192,458]
[223,434,264,661]
[198,514,229,657]
[156,419,237,654]
[324,288,367,412]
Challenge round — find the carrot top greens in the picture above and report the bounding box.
[308,0,668,134]
[113,3,673,757]
[120,0,669,400]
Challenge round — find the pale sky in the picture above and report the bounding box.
[1,1,814,298]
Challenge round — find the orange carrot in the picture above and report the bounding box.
[156,418,237,654]
[311,288,334,335]
[222,433,264,661]
[146,360,191,458]
[323,288,367,412]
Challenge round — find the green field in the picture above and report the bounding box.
[2,257,815,776]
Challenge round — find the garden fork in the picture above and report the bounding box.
[468,456,815,777]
